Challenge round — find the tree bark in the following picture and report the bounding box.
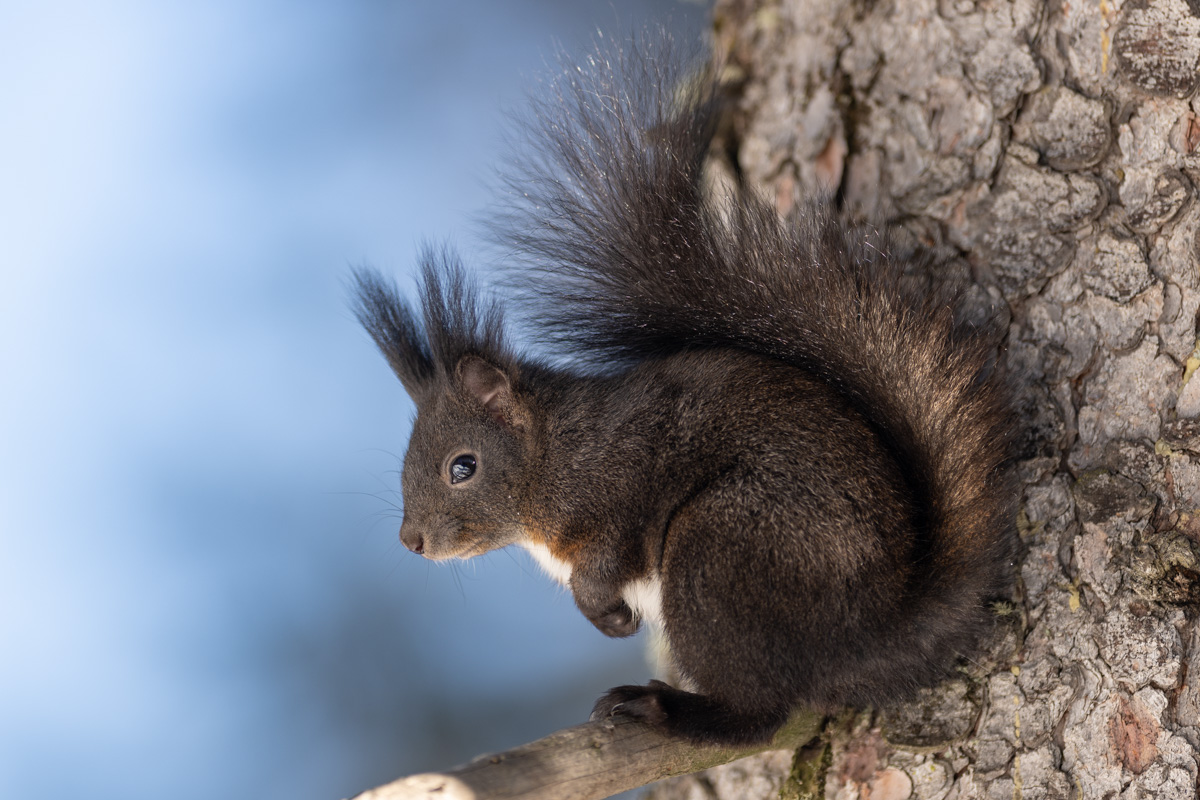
[646,0,1200,798]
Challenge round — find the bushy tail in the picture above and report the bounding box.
[498,32,1017,610]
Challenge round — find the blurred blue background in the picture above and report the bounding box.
[0,2,709,798]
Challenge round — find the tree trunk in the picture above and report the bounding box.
[648,0,1200,797]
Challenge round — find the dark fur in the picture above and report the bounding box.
[354,33,1018,746]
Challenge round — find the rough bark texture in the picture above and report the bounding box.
[647,0,1200,798]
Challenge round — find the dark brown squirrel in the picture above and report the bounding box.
[353,35,1018,747]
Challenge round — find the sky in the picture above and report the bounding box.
[0,2,708,799]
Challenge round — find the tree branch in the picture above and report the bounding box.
[348,708,823,800]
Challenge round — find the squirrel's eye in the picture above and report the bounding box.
[449,454,477,484]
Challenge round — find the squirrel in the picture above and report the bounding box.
[353,34,1018,747]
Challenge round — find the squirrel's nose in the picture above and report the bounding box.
[400,525,424,555]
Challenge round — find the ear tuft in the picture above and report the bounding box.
[352,267,435,400]
[457,356,520,428]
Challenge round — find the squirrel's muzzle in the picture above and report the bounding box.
[399,522,425,555]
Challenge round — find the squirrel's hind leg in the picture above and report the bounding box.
[592,471,820,746]
[591,680,790,746]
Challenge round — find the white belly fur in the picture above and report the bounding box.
[521,541,573,586]
[621,574,664,627]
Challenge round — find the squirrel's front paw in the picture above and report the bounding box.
[586,602,640,637]
[590,680,671,727]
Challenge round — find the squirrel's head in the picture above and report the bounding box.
[353,254,531,560]
[397,356,530,559]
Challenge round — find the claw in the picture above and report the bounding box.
[591,682,669,727]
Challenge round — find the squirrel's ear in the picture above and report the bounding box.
[455,356,524,430]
